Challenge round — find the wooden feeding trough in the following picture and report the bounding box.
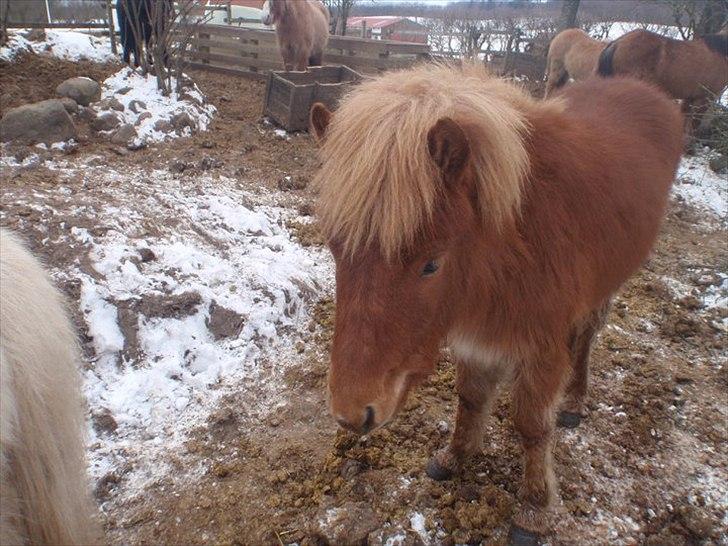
[262,65,363,132]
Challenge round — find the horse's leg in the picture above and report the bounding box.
[509,344,570,542]
[295,51,309,71]
[544,57,567,98]
[558,299,611,428]
[426,355,507,481]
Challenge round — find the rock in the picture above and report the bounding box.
[200,156,223,171]
[110,124,137,145]
[315,502,381,546]
[97,97,125,112]
[278,175,308,191]
[171,112,196,133]
[135,112,152,126]
[59,97,78,114]
[169,160,192,173]
[200,139,215,149]
[154,119,173,133]
[92,408,118,435]
[136,292,202,319]
[129,100,147,114]
[115,86,133,95]
[0,99,77,144]
[91,112,122,132]
[76,106,98,123]
[24,28,46,42]
[708,153,727,174]
[56,77,101,107]
[138,248,156,263]
[206,301,245,340]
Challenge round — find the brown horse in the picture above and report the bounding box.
[310,64,683,544]
[598,29,728,132]
[261,0,329,71]
[544,28,606,97]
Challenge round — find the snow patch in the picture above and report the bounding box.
[100,68,216,146]
[675,153,727,220]
[0,29,117,63]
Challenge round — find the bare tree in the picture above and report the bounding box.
[323,0,356,36]
[558,0,581,31]
[0,0,9,47]
[665,0,728,39]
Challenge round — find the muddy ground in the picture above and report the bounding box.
[1,54,726,546]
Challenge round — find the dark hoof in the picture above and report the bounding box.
[425,457,454,481]
[508,524,541,546]
[557,411,582,429]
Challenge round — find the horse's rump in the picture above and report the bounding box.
[596,40,616,76]
[0,229,99,545]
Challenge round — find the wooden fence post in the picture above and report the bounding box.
[107,0,117,55]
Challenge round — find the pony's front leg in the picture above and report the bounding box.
[509,345,570,545]
[426,355,506,481]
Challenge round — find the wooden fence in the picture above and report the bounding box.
[182,25,430,80]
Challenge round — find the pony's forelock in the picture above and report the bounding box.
[314,63,534,261]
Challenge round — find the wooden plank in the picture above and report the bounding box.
[187,49,283,71]
[328,35,429,55]
[323,52,419,71]
[187,62,267,81]
[190,37,281,60]
[180,24,277,43]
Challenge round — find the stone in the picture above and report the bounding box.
[129,100,147,114]
[708,153,727,174]
[0,99,77,144]
[115,86,133,95]
[56,77,101,107]
[76,106,98,123]
[153,119,173,133]
[59,97,78,114]
[97,97,125,112]
[92,408,118,435]
[91,112,122,132]
[110,124,137,145]
[206,301,245,340]
[171,112,196,133]
[135,112,152,126]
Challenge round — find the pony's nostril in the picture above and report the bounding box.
[362,405,375,433]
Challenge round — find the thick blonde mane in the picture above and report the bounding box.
[314,63,534,260]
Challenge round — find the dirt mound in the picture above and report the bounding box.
[0,52,118,117]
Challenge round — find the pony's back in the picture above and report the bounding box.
[0,229,99,545]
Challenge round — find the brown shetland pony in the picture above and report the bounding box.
[544,28,606,97]
[598,29,728,132]
[261,0,329,71]
[310,64,683,544]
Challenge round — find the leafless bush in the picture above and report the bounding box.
[121,0,212,95]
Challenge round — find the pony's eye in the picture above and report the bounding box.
[421,260,439,277]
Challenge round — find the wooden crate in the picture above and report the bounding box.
[262,65,362,132]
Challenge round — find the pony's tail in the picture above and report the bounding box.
[597,41,617,76]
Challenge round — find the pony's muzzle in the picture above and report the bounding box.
[336,405,375,435]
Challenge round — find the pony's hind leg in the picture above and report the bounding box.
[544,57,568,98]
[558,299,612,428]
[510,344,571,541]
[426,352,507,481]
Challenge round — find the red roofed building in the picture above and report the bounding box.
[346,16,428,44]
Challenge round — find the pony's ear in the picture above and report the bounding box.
[310,102,332,142]
[427,117,470,179]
